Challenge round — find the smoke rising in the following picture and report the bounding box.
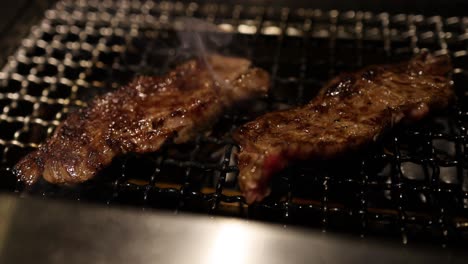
[174,17,233,63]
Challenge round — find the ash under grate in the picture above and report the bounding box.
[0,0,468,247]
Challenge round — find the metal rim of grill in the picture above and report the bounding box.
[1,0,468,247]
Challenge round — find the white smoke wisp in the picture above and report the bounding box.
[174,17,234,90]
[175,17,232,62]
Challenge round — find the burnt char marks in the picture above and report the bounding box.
[361,67,383,81]
[191,97,211,115]
[362,69,376,81]
[234,52,453,204]
[105,137,121,151]
[151,118,165,129]
[14,54,270,185]
[170,108,185,117]
[59,115,91,145]
[325,75,356,98]
[60,123,80,139]
[326,67,384,98]
[309,104,329,114]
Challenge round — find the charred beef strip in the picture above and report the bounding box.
[15,55,270,185]
[234,51,453,204]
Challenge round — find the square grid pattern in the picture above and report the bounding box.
[1,0,468,246]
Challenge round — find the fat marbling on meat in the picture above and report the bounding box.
[234,51,454,204]
[15,54,270,185]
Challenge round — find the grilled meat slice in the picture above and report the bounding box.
[234,51,453,204]
[15,54,270,185]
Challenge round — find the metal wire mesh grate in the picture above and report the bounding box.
[1,0,468,246]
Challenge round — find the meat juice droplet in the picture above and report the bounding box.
[65,165,77,178]
[250,166,257,173]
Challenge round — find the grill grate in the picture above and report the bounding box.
[1,0,468,246]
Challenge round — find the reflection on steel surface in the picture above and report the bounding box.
[0,195,466,264]
[208,222,251,264]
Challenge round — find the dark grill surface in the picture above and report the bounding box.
[1,0,468,247]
